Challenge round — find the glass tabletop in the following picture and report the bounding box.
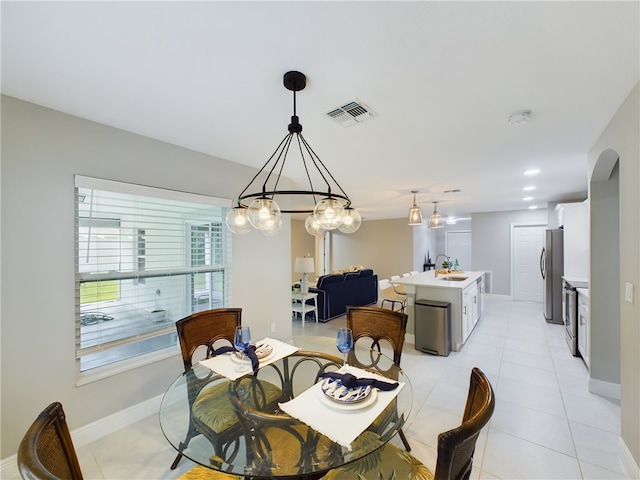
[159,336,413,479]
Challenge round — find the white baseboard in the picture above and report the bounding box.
[1,394,163,479]
[619,436,640,479]
[589,377,621,400]
[0,455,19,480]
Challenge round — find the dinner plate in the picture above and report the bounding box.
[255,343,273,359]
[320,377,372,404]
[319,386,378,411]
[230,346,274,364]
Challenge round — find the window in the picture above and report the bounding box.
[75,176,231,373]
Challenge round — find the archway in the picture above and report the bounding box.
[589,148,620,396]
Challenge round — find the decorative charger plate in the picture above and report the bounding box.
[255,343,273,359]
[320,377,372,404]
[232,343,273,362]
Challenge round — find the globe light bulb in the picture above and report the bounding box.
[338,207,361,234]
[261,216,283,236]
[225,207,251,234]
[305,214,325,236]
[248,198,281,232]
[314,198,345,231]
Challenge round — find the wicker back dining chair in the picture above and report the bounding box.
[346,305,408,371]
[322,367,495,480]
[171,308,242,470]
[171,308,282,472]
[176,308,242,371]
[433,367,495,479]
[346,305,411,451]
[17,402,84,480]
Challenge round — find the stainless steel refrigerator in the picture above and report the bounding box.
[540,229,564,324]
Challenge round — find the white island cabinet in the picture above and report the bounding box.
[577,287,590,368]
[393,271,485,352]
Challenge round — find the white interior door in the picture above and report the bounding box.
[445,231,471,271]
[512,225,545,301]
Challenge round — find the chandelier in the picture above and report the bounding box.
[225,71,361,236]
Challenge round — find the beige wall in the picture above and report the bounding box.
[0,96,293,458]
[330,218,413,281]
[290,219,316,283]
[588,83,640,467]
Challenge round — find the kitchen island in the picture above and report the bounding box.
[393,270,486,352]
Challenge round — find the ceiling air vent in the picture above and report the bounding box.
[326,99,376,127]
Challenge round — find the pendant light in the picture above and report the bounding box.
[225,71,360,236]
[408,190,423,226]
[428,201,443,229]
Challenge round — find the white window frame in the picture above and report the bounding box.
[74,175,231,382]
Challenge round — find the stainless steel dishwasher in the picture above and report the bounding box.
[414,299,451,356]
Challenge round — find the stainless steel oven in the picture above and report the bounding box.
[563,283,578,356]
[563,278,588,356]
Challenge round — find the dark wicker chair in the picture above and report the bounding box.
[346,305,411,451]
[171,308,282,470]
[322,367,495,480]
[433,367,495,479]
[228,350,344,479]
[17,402,84,480]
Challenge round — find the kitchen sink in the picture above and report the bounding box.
[440,276,468,282]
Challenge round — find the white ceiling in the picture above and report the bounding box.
[2,1,639,221]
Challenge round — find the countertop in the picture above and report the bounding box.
[563,276,589,288]
[392,270,484,290]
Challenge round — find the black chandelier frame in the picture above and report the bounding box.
[234,71,353,214]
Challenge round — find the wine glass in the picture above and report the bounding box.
[234,326,251,359]
[336,327,353,366]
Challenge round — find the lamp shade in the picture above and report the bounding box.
[428,201,443,229]
[408,205,423,225]
[408,190,423,226]
[294,257,315,273]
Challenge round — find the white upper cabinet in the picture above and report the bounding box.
[555,201,589,277]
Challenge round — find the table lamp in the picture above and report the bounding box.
[295,257,315,294]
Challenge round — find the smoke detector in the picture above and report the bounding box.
[508,110,532,125]
[326,99,376,127]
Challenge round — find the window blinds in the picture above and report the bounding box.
[74,175,231,372]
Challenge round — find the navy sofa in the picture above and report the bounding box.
[309,269,378,322]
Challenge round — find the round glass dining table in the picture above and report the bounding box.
[159,336,413,479]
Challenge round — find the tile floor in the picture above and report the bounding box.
[70,295,629,479]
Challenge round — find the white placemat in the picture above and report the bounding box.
[278,364,405,449]
[199,337,299,381]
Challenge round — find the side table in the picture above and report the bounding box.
[291,291,319,327]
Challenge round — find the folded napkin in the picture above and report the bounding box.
[278,364,405,449]
[211,345,259,375]
[200,338,300,381]
[318,371,399,391]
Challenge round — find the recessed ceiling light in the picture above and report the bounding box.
[523,196,534,201]
[523,186,536,191]
[528,205,538,210]
[524,169,540,176]
[508,110,532,125]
